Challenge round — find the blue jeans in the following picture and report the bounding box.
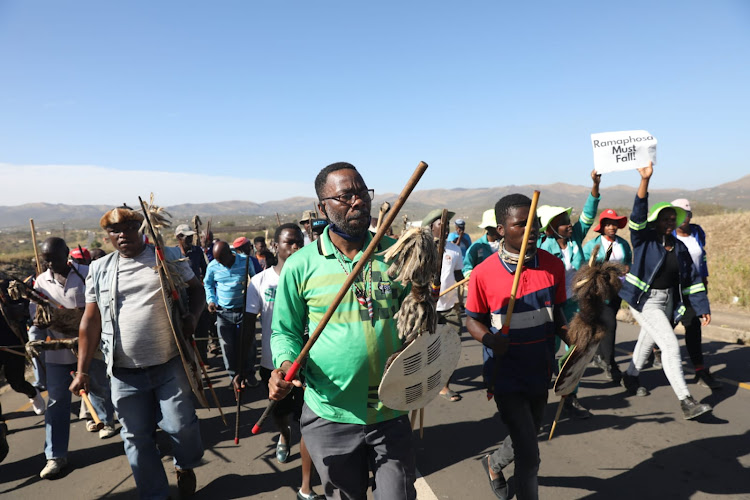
[111,356,204,500]
[215,309,256,380]
[28,327,46,389]
[45,359,114,459]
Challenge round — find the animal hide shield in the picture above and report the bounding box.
[378,327,461,411]
[554,343,599,396]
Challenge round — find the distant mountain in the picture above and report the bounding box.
[2,175,747,230]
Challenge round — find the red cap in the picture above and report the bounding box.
[70,247,91,261]
[232,237,250,249]
[593,209,628,233]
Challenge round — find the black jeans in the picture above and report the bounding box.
[489,392,547,500]
[681,306,704,368]
[596,297,621,366]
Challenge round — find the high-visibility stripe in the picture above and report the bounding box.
[625,273,650,292]
[629,220,647,231]
[580,213,594,225]
[676,305,686,317]
[683,283,706,295]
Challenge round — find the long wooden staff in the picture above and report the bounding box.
[375,202,391,233]
[276,213,281,226]
[234,254,252,445]
[439,276,469,297]
[412,208,449,438]
[30,219,42,276]
[252,161,430,434]
[548,396,566,441]
[488,190,541,395]
[138,197,221,417]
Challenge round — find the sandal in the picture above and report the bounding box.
[439,389,462,402]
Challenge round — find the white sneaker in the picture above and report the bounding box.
[30,389,46,416]
[99,424,117,439]
[39,457,67,479]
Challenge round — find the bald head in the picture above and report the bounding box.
[40,237,70,275]
[212,241,235,268]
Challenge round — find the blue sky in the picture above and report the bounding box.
[1,1,748,206]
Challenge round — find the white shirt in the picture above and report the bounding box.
[602,237,626,264]
[676,233,703,270]
[437,241,463,312]
[246,267,280,370]
[31,263,88,365]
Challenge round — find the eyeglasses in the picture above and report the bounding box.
[320,189,374,206]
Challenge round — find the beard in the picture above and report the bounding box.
[327,207,370,238]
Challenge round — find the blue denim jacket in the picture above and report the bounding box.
[88,245,183,376]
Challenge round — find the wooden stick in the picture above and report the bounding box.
[253,161,430,434]
[80,390,104,430]
[489,191,541,395]
[500,191,541,336]
[548,395,566,440]
[276,213,281,226]
[419,408,424,439]
[0,346,26,357]
[235,255,252,444]
[30,219,42,276]
[312,203,319,219]
[192,341,227,426]
[439,276,469,297]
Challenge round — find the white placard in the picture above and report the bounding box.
[591,130,657,174]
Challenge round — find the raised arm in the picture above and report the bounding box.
[636,162,653,199]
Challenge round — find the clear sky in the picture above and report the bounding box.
[1,1,748,206]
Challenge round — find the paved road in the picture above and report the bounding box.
[1,317,749,499]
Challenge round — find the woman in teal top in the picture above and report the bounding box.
[583,208,632,384]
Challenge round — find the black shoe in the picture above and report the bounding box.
[481,455,508,500]
[0,422,8,464]
[695,370,722,390]
[680,396,712,420]
[622,374,649,396]
[297,490,325,500]
[563,394,592,419]
[610,364,623,385]
[176,468,196,497]
[653,350,662,369]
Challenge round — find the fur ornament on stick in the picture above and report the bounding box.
[382,226,438,343]
[566,245,625,354]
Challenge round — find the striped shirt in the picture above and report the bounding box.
[271,226,408,425]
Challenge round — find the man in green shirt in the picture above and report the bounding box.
[269,162,416,500]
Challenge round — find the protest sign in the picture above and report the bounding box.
[591,130,657,174]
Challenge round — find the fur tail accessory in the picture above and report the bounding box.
[566,245,625,353]
[382,227,438,343]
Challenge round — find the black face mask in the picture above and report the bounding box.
[328,218,371,242]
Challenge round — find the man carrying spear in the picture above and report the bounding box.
[466,194,571,500]
[269,162,417,500]
[71,206,205,499]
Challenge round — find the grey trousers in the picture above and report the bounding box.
[626,288,690,400]
[300,404,417,500]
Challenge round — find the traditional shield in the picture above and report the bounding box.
[378,329,461,411]
[158,270,209,408]
[553,341,600,396]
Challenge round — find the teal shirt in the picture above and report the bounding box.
[271,227,409,425]
[537,193,600,271]
[462,233,496,276]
